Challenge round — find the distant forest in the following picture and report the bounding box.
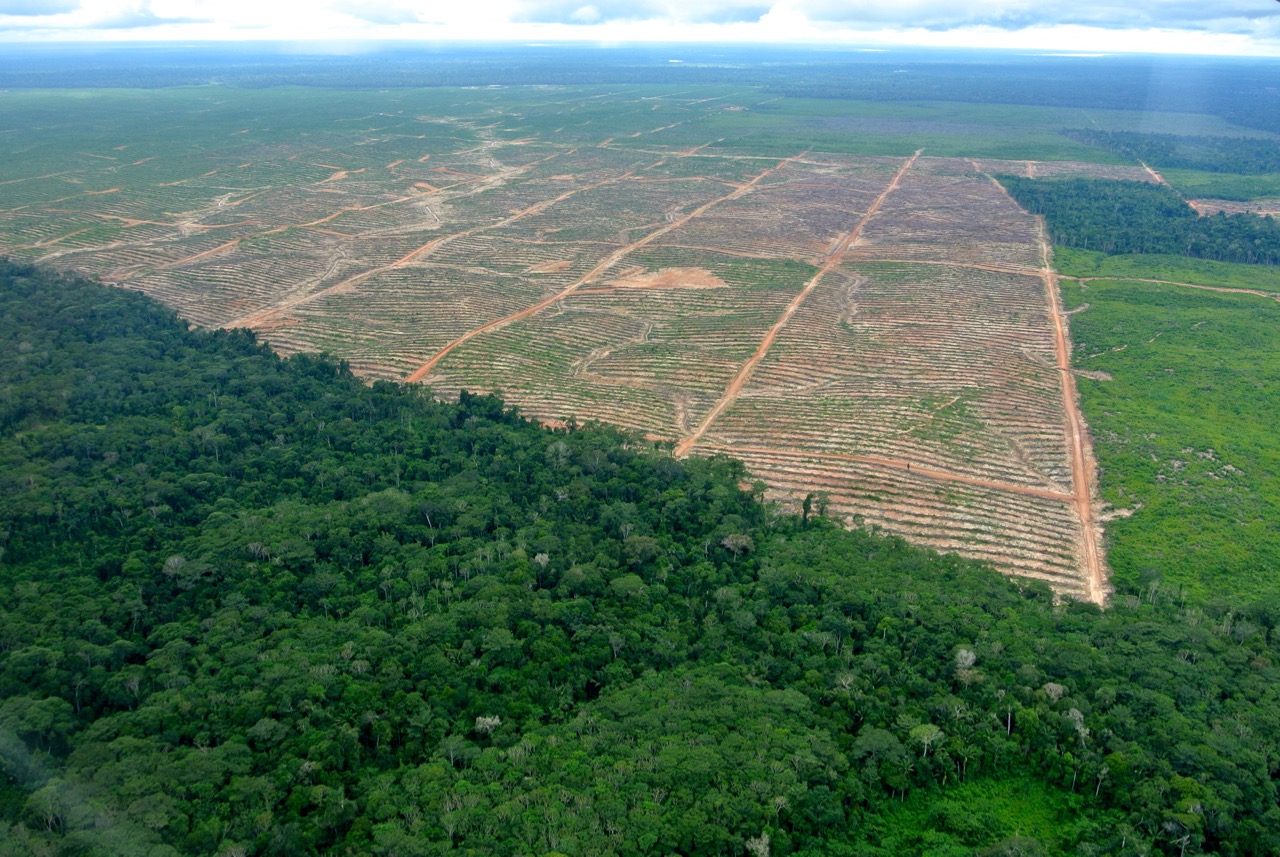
[3,45,1279,134]
[1,259,1278,855]
[1068,131,1280,175]
[999,176,1280,264]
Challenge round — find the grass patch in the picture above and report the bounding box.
[1062,276,1280,605]
[1055,248,1280,292]
[1160,168,1280,201]
[859,778,1099,855]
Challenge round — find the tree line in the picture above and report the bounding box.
[1067,131,1280,176]
[999,176,1280,265]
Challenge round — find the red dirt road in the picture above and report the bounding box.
[672,149,922,457]
[1039,224,1109,604]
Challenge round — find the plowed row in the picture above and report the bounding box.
[0,92,1118,599]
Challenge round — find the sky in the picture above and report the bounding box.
[0,0,1278,56]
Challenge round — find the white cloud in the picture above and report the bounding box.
[0,0,1277,54]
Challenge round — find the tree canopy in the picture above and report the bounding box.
[1,259,1277,856]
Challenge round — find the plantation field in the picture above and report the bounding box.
[5,84,1243,599]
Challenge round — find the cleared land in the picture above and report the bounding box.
[0,87,1148,599]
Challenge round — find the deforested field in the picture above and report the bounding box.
[1,85,1127,599]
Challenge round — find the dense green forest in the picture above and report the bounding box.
[999,177,1280,264]
[1068,132,1280,176]
[1,259,1278,856]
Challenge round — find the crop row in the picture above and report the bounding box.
[719,262,1073,489]
[715,445,1088,596]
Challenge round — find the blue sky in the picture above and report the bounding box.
[1,0,1277,55]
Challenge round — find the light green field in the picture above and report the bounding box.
[1063,269,1280,605]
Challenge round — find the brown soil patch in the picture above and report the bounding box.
[527,260,573,273]
[603,267,727,290]
[1076,369,1114,381]
[550,174,576,181]
[321,168,365,183]
[386,160,404,169]
[85,187,122,195]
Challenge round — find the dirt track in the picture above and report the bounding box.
[404,150,811,383]
[672,149,922,457]
[1065,275,1280,302]
[222,150,596,329]
[1139,161,1168,185]
[1038,224,1109,605]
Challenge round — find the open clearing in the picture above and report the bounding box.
[0,85,1141,600]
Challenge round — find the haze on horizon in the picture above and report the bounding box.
[0,0,1278,57]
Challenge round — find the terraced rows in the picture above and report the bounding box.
[708,445,1088,597]
[0,90,1119,599]
[655,162,894,261]
[706,260,1073,491]
[850,162,1043,269]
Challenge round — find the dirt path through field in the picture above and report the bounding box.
[225,164,644,329]
[1038,223,1109,604]
[404,150,811,383]
[1139,161,1169,185]
[159,149,570,280]
[1064,275,1280,302]
[701,444,1074,502]
[672,149,922,457]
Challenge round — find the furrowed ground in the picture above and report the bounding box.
[1,85,1176,599]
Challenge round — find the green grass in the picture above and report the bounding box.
[1062,276,1280,605]
[1159,168,1280,201]
[860,778,1098,855]
[1055,248,1280,292]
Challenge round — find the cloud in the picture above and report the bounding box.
[332,0,419,25]
[93,3,207,29]
[0,0,78,14]
[512,0,663,23]
[512,0,766,25]
[687,4,769,24]
[790,0,1280,31]
[0,0,1276,54]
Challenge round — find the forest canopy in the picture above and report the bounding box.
[999,176,1280,264]
[0,259,1277,856]
[1067,131,1280,176]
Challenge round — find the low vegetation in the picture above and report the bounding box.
[1061,274,1280,606]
